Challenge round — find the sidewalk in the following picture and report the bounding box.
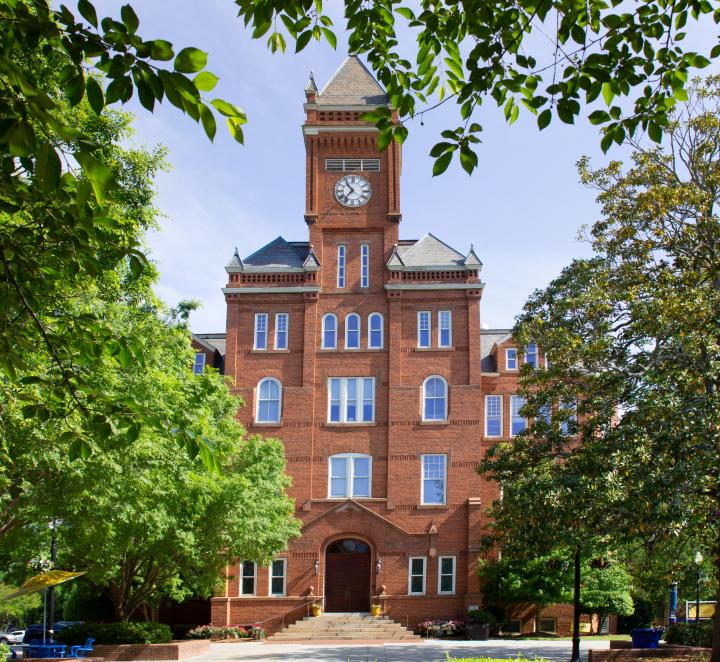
[183,637,610,661]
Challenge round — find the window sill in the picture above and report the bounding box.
[251,349,290,353]
[253,422,282,428]
[325,422,377,428]
[418,504,449,510]
[318,348,386,353]
[414,347,454,352]
[419,420,449,426]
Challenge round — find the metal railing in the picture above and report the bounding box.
[237,596,325,635]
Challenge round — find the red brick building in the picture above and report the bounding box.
[198,57,607,636]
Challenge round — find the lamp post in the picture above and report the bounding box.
[47,520,59,642]
[694,552,703,623]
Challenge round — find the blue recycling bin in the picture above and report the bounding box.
[631,628,662,649]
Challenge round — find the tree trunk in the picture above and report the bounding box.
[712,547,720,662]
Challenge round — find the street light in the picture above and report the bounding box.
[694,552,703,623]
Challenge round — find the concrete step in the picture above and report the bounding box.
[268,612,420,642]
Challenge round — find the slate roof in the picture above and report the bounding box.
[394,233,466,268]
[480,328,512,372]
[193,333,226,358]
[241,237,311,269]
[318,56,388,106]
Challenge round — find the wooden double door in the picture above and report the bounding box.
[324,539,371,612]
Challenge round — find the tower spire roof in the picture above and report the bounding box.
[317,55,388,106]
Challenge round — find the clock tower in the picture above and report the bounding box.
[302,56,401,292]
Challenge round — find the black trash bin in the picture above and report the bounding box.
[465,622,490,640]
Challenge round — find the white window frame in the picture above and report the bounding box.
[421,454,447,505]
[255,377,282,423]
[274,313,289,350]
[506,348,518,370]
[254,313,268,350]
[337,245,346,288]
[322,313,337,349]
[438,556,456,594]
[240,561,257,596]
[422,376,448,422]
[193,352,206,375]
[368,313,383,349]
[327,377,375,424]
[360,243,370,288]
[417,311,431,348]
[408,557,427,595]
[345,313,361,349]
[510,395,527,437]
[438,310,452,348]
[327,453,372,498]
[268,558,287,597]
[485,395,503,437]
[525,342,538,369]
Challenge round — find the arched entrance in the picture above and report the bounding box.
[324,539,371,612]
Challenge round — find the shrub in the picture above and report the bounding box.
[467,610,497,626]
[55,622,173,645]
[664,622,713,648]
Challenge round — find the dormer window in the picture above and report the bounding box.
[506,348,517,370]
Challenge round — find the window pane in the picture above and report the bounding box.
[439,311,451,347]
[418,312,430,347]
[272,560,285,575]
[331,457,347,477]
[507,349,517,369]
[242,577,254,594]
[409,576,422,593]
[440,575,453,592]
[362,379,374,421]
[369,314,382,348]
[330,478,347,497]
[352,476,370,497]
[441,558,453,574]
[271,577,284,594]
[346,379,357,421]
[323,316,336,348]
[411,558,424,574]
[346,315,359,348]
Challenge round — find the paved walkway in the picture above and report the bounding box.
[185,638,610,662]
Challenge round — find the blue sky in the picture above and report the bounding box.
[93,1,717,332]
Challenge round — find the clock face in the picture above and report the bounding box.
[334,175,372,208]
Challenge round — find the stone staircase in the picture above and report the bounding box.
[269,612,421,641]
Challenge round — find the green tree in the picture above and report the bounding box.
[494,76,720,660]
[0,584,41,628]
[580,563,634,631]
[1,297,300,620]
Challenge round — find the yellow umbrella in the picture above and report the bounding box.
[4,570,86,599]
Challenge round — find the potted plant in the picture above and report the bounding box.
[371,604,382,617]
[310,603,322,617]
[465,609,495,640]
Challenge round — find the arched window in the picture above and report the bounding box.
[256,377,282,423]
[423,376,447,421]
[368,313,383,349]
[322,313,337,349]
[328,454,372,498]
[345,313,360,349]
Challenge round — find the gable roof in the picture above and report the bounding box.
[241,236,311,269]
[192,333,226,358]
[318,55,388,106]
[394,233,466,268]
[301,499,415,537]
[480,328,512,372]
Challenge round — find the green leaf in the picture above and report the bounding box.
[66,74,86,106]
[75,153,114,202]
[602,82,615,106]
[150,40,174,61]
[77,0,98,27]
[120,4,139,33]
[459,146,478,175]
[429,142,452,158]
[193,71,219,92]
[295,30,313,52]
[647,121,662,143]
[86,77,104,115]
[537,108,552,130]
[226,117,244,144]
[321,28,337,49]
[211,98,246,120]
[674,88,688,102]
[36,143,62,192]
[174,47,208,73]
[396,7,415,19]
[199,104,217,141]
[433,151,453,176]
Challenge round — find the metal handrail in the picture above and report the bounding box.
[236,595,325,634]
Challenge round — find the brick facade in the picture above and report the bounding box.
[207,57,602,636]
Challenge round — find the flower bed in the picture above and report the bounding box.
[186,624,265,640]
[417,618,466,637]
